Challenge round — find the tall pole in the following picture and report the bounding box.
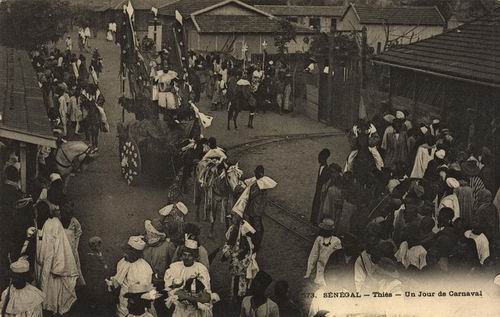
[327,24,336,125]
[121,65,126,122]
[262,41,267,69]
[153,13,158,51]
[361,26,367,89]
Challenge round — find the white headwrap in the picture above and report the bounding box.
[128,236,146,251]
[446,177,460,189]
[159,201,188,216]
[435,149,446,159]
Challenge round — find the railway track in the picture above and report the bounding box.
[226,131,346,242]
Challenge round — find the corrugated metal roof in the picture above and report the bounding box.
[193,14,313,34]
[0,46,56,144]
[158,0,223,16]
[372,7,500,87]
[351,5,446,26]
[255,5,345,17]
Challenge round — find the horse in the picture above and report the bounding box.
[194,161,243,236]
[51,140,98,192]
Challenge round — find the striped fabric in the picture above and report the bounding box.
[470,176,486,210]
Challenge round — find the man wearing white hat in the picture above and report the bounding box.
[159,201,188,246]
[222,212,259,303]
[109,236,154,317]
[0,258,44,317]
[164,239,212,316]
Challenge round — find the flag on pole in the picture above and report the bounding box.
[126,0,134,18]
[172,10,189,75]
[175,10,183,25]
[151,6,158,16]
[118,1,147,98]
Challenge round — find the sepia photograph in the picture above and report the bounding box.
[0,0,499,316]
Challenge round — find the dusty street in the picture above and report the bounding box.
[61,32,350,316]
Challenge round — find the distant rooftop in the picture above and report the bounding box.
[255,5,345,17]
[372,7,500,87]
[348,4,446,26]
[158,0,223,16]
[192,14,313,33]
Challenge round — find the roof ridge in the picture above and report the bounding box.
[159,0,182,9]
[354,4,439,9]
[256,4,343,8]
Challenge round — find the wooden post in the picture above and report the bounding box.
[327,24,336,125]
[121,66,126,122]
[361,26,367,89]
[153,14,158,51]
[19,142,27,192]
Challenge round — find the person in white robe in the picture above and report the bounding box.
[410,135,437,178]
[353,250,376,293]
[464,229,490,265]
[34,217,79,315]
[0,259,44,317]
[164,239,214,317]
[304,218,342,286]
[108,236,154,317]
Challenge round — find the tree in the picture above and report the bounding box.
[309,31,368,64]
[0,0,72,50]
[273,19,297,57]
[72,4,94,29]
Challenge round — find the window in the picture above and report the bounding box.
[287,17,298,23]
[330,18,337,30]
[377,42,381,54]
[309,17,320,30]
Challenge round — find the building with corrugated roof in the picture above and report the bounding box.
[0,45,57,191]
[338,4,446,54]
[157,0,314,57]
[371,6,500,145]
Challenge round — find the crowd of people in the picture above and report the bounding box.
[0,143,302,317]
[146,47,295,131]
[32,41,108,150]
[306,109,500,315]
[0,28,306,317]
[0,27,113,316]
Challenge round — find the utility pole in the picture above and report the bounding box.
[361,26,367,89]
[327,23,336,125]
